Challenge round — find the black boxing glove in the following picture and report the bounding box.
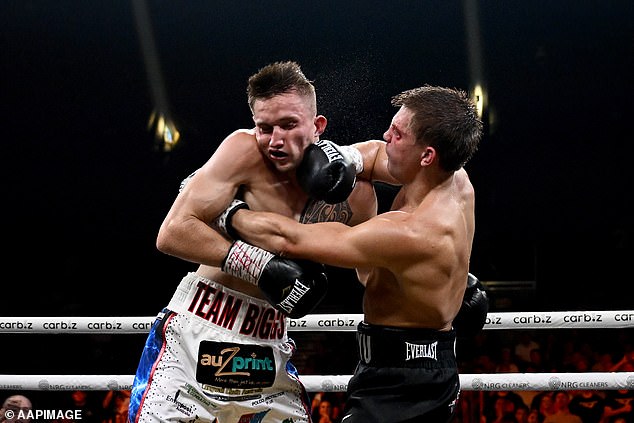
[296,140,363,204]
[222,240,328,318]
[453,273,489,337]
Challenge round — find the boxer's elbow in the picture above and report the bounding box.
[156,218,180,255]
[156,231,171,255]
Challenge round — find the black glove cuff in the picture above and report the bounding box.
[213,199,249,239]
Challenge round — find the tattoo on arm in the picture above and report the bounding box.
[300,199,352,224]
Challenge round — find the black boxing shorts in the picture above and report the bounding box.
[341,322,460,423]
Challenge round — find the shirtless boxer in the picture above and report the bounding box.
[218,85,484,423]
[128,61,377,423]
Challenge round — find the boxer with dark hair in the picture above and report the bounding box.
[129,61,377,423]
[220,85,486,423]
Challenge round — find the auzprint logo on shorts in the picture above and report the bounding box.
[196,341,276,389]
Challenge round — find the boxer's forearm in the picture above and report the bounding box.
[231,209,351,266]
[231,209,296,255]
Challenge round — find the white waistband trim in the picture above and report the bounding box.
[167,272,288,343]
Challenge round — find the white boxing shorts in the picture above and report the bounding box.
[129,272,312,423]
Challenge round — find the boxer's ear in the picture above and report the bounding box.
[314,115,327,136]
[420,146,435,167]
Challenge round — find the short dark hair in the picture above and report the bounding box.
[391,85,482,171]
[247,61,316,114]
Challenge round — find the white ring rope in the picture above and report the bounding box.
[0,373,632,392]
[1,311,632,392]
[1,310,633,334]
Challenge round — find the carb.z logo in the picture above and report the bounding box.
[485,316,502,326]
[196,341,276,389]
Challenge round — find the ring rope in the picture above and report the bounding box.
[2,311,632,392]
[0,373,632,392]
[1,310,633,334]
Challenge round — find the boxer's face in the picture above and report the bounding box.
[252,92,325,172]
[384,106,423,182]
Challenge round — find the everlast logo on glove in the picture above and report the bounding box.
[314,139,345,162]
[197,341,276,389]
[221,241,328,319]
[276,279,311,315]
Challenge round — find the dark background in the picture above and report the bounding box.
[2,0,633,331]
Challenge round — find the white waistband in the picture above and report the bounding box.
[167,272,288,343]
